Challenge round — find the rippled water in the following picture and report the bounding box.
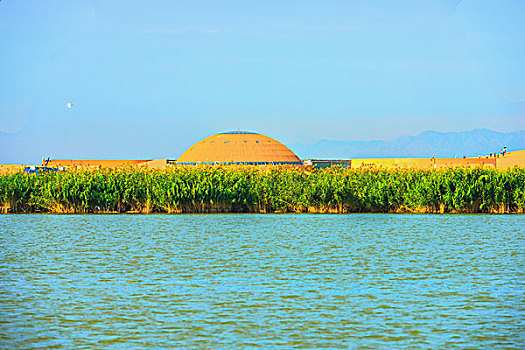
[1,214,524,349]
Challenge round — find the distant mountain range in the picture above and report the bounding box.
[292,129,525,159]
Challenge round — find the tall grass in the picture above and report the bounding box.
[1,166,524,213]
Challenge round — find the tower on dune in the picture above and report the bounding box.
[176,131,302,165]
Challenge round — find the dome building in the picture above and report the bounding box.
[176,131,302,165]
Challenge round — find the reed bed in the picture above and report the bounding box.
[1,166,524,214]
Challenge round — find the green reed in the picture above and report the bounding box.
[1,166,524,213]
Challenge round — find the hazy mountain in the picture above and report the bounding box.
[292,129,525,159]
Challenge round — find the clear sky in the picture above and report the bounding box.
[1,0,524,163]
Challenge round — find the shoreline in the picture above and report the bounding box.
[2,211,524,215]
[2,205,523,215]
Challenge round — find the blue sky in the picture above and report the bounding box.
[1,0,524,163]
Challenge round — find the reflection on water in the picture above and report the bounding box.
[1,214,523,348]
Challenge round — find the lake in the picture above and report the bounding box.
[1,214,523,349]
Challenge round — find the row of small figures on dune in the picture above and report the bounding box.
[482,146,507,159]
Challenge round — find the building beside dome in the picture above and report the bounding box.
[176,131,302,165]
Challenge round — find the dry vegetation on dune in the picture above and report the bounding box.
[1,166,524,214]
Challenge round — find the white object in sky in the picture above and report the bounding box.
[67,103,73,109]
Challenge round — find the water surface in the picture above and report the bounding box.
[1,214,523,348]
